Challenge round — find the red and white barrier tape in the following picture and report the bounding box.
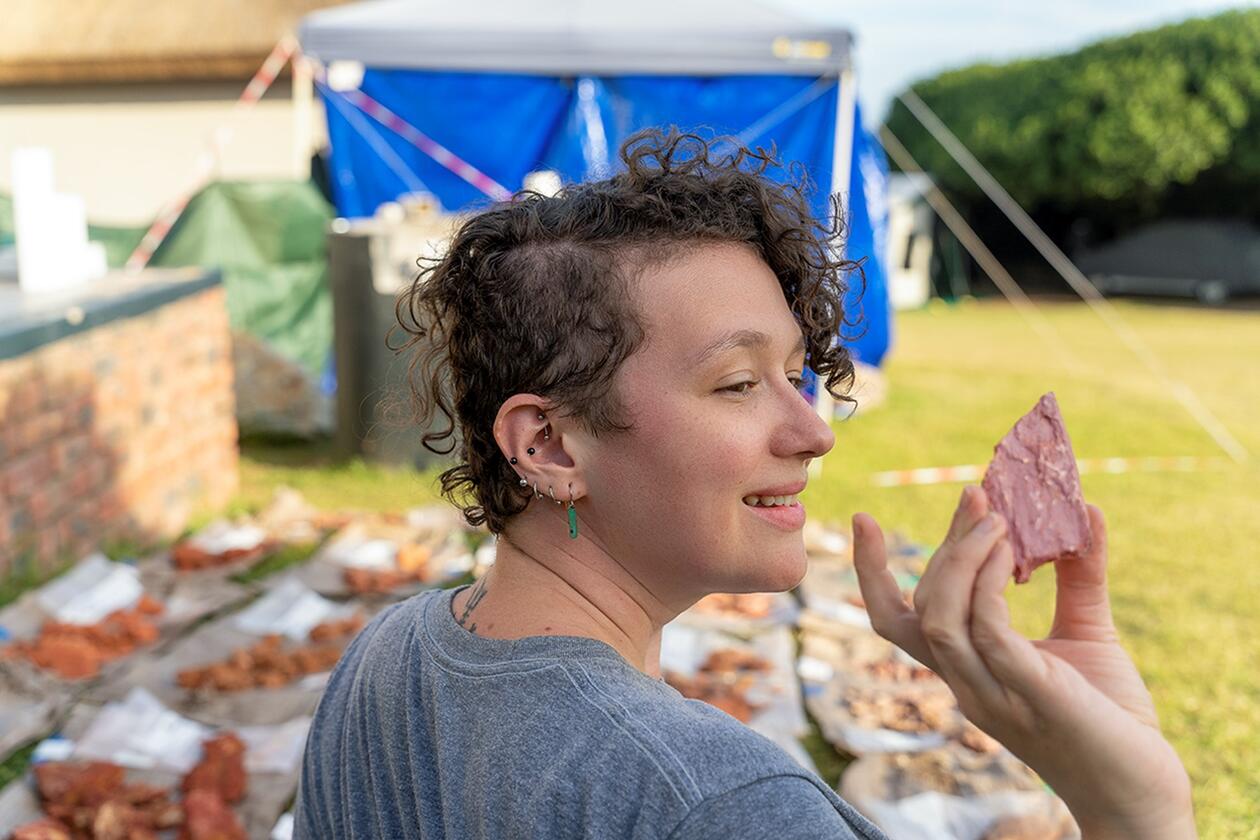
[331,85,513,202]
[125,36,298,272]
[871,456,1232,488]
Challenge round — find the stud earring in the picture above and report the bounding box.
[527,447,535,455]
[509,457,518,464]
[519,476,528,487]
[537,412,545,420]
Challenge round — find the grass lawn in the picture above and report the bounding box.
[239,298,1259,840]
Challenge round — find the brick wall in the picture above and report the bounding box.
[0,285,239,575]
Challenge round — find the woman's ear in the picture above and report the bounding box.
[494,395,580,496]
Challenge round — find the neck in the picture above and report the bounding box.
[452,507,676,678]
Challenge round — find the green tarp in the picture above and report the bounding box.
[1,181,333,378]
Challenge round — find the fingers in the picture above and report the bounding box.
[944,485,988,546]
[971,537,1050,700]
[915,485,990,612]
[915,513,1011,708]
[852,513,938,671]
[1049,504,1118,642]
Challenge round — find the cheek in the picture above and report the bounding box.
[641,398,757,490]
[593,397,751,528]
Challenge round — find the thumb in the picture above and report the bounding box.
[1049,504,1118,642]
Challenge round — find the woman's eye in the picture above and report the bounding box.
[721,374,804,394]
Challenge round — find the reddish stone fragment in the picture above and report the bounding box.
[982,392,1092,584]
[25,636,103,680]
[119,782,168,806]
[134,595,165,616]
[92,799,159,840]
[34,761,126,807]
[9,818,73,840]
[182,733,247,804]
[178,790,246,840]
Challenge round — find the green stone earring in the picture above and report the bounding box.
[567,483,579,539]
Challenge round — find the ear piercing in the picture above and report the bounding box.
[511,413,551,491]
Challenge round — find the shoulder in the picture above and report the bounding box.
[566,657,816,800]
[338,590,433,662]
[664,774,883,840]
[567,660,886,839]
[309,591,432,716]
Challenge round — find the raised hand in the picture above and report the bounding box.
[851,487,1197,839]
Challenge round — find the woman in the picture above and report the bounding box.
[294,130,1196,839]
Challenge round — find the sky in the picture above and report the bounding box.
[770,0,1260,126]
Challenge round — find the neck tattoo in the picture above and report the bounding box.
[456,577,489,635]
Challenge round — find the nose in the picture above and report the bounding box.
[776,376,835,460]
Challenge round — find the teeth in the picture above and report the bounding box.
[742,494,799,507]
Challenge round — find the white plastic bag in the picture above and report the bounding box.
[72,687,211,772]
[188,521,268,555]
[37,553,142,625]
[233,577,356,641]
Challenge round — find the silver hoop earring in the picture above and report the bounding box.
[549,485,562,505]
[532,481,542,499]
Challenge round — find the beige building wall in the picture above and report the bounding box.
[1,79,327,226]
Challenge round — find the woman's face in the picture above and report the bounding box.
[582,241,836,607]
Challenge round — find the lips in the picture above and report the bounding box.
[743,497,807,530]
[747,480,807,497]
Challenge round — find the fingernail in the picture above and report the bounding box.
[980,512,1000,532]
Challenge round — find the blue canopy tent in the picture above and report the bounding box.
[298,0,891,379]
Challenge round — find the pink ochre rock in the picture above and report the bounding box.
[981,392,1092,584]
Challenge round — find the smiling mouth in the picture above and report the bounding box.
[742,494,800,507]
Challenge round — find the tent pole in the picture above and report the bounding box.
[293,51,316,180]
[810,68,857,479]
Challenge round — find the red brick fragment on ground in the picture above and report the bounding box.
[177,790,246,840]
[9,818,74,840]
[182,732,247,805]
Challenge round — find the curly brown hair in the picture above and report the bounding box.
[393,127,863,534]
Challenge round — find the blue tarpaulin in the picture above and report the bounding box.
[302,0,889,365]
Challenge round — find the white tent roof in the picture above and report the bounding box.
[298,0,853,75]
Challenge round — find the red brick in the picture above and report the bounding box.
[4,449,54,499]
[51,434,91,472]
[26,488,56,521]
[1,280,237,555]
[35,527,60,571]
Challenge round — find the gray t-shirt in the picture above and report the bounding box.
[294,584,888,840]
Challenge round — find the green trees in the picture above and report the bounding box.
[885,10,1260,226]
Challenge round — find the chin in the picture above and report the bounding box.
[733,545,808,594]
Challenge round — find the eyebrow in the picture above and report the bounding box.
[692,328,808,366]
